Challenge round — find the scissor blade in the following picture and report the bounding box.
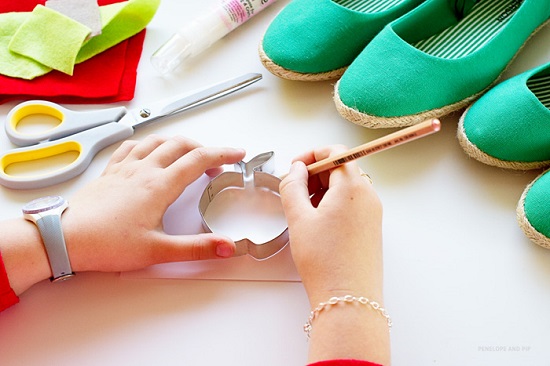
[127,73,262,129]
[162,73,262,115]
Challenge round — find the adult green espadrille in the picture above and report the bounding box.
[518,169,550,249]
[458,61,550,170]
[259,0,426,81]
[335,0,550,128]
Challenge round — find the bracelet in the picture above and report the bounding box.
[304,295,392,339]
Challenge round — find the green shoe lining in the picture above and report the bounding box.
[528,73,550,109]
[413,0,518,59]
[334,0,406,13]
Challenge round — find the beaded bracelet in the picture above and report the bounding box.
[304,295,392,339]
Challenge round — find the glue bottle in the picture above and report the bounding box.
[151,0,278,74]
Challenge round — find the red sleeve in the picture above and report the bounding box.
[0,251,19,312]
[308,360,382,366]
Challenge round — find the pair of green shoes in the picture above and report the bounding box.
[260,0,550,247]
[459,61,550,249]
[260,0,550,128]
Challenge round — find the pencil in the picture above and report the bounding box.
[283,118,441,179]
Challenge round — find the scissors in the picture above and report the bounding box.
[0,73,262,190]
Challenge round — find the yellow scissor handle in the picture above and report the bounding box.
[0,122,134,189]
[6,100,127,147]
[2,140,82,167]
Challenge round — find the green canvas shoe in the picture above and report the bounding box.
[518,169,550,249]
[458,62,550,170]
[259,0,426,81]
[335,0,550,128]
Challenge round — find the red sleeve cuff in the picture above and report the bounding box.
[0,251,19,312]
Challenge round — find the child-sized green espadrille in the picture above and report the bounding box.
[259,0,426,81]
[335,0,550,128]
[518,169,550,249]
[458,62,550,170]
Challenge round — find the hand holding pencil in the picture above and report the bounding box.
[281,119,441,179]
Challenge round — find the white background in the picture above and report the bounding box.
[1,1,550,365]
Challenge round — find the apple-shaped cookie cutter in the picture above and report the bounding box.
[198,151,289,260]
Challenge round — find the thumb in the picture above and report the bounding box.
[279,161,312,219]
[154,233,236,262]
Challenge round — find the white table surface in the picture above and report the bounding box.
[2,1,550,365]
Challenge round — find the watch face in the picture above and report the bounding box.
[22,196,66,214]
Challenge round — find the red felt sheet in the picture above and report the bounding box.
[0,0,145,104]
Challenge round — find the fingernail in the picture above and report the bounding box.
[235,148,246,155]
[216,244,233,258]
[289,161,301,172]
[290,161,307,176]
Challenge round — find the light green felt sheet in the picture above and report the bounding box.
[0,0,160,80]
[9,5,92,76]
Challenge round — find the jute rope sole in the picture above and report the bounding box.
[258,42,346,82]
[333,79,485,128]
[457,106,550,170]
[517,177,550,249]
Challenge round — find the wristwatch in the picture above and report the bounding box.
[22,196,75,282]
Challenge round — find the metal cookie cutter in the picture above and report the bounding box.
[198,152,289,260]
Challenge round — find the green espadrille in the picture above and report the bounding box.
[335,0,550,128]
[458,61,550,170]
[518,169,550,249]
[259,0,426,81]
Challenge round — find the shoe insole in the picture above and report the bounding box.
[528,72,550,109]
[333,0,406,13]
[413,0,521,59]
